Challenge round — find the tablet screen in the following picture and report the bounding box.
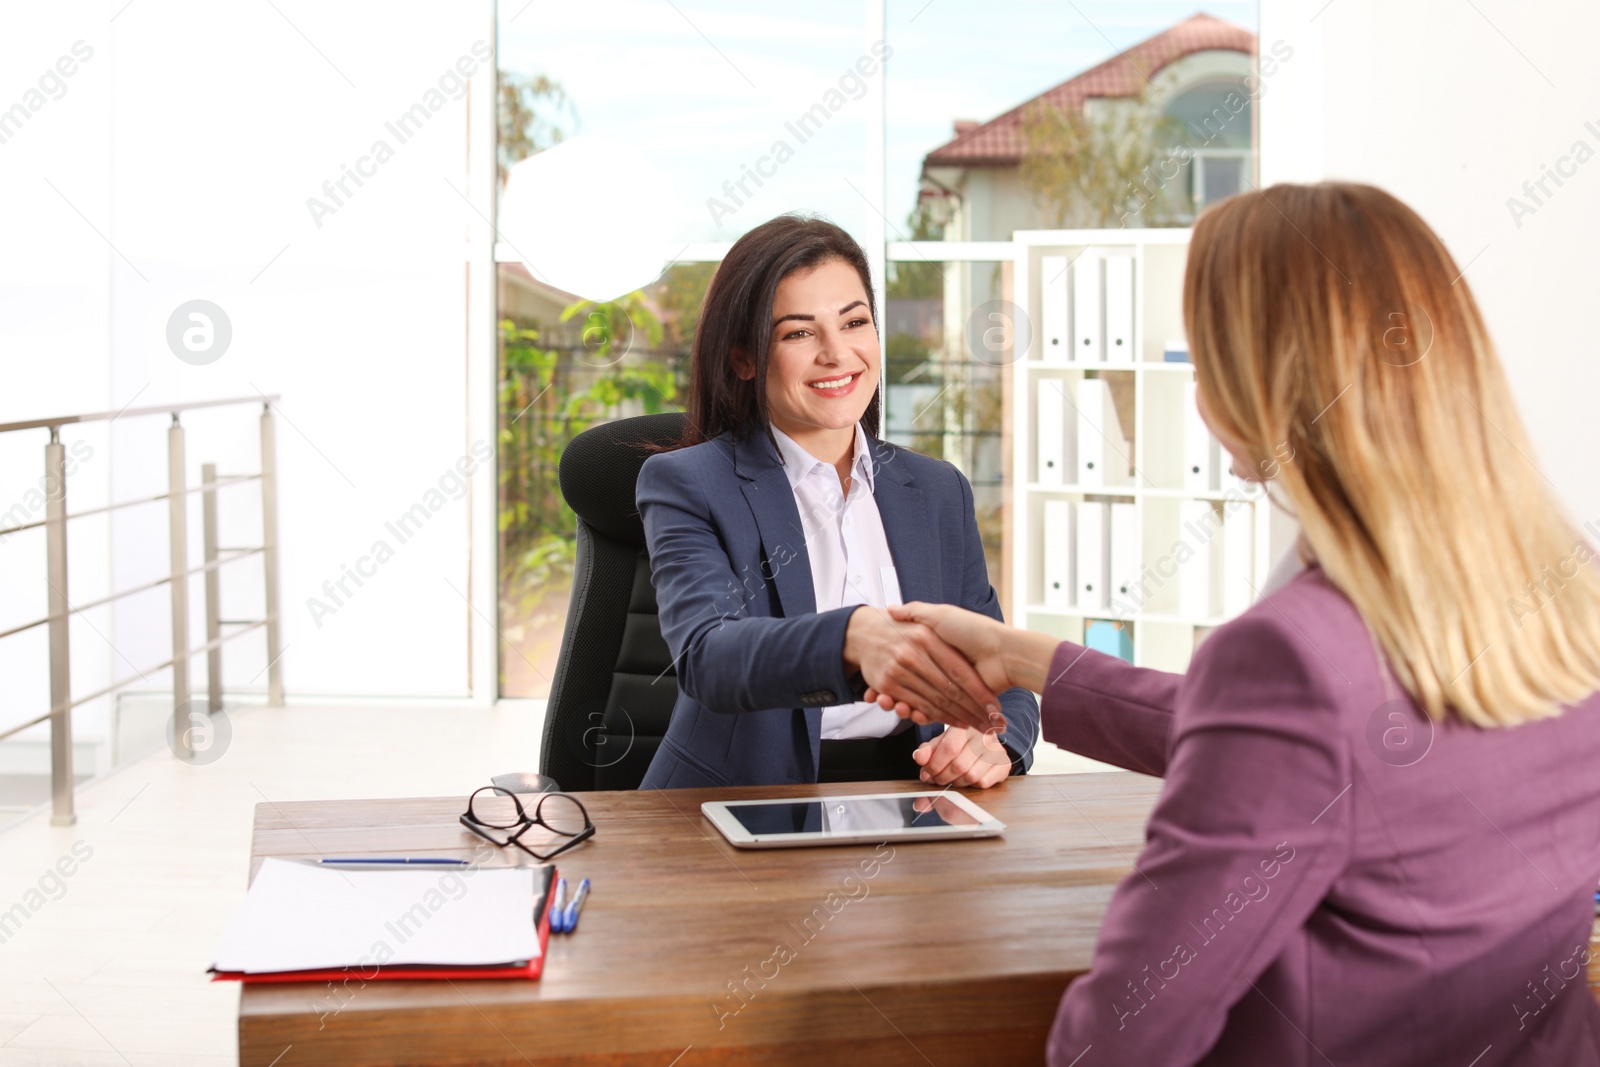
[729,796,978,836]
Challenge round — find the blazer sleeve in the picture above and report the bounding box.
[952,464,1040,772]
[1044,612,1353,1067]
[637,451,861,713]
[1040,641,1181,778]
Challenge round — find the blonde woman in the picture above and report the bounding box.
[870,183,1600,1066]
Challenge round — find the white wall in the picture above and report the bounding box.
[0,1,500,744]
[2,3,124,748]
[1260,0,1600,531]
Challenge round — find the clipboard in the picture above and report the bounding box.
[211,864,557,983]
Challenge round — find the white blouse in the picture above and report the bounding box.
[770,424,908,740]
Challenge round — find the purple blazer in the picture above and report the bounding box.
[1044,563,1600,1066]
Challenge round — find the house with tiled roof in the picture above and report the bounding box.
[919,12,1259,240]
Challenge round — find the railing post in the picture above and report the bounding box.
[260,404,284,705]
[168,416,193,759]
[44,429,75,826]
[201,462,222,716]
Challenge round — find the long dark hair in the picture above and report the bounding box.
[672,213,880,449]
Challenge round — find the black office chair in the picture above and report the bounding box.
[529,412,687,792]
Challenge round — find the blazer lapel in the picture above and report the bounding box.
[869,438,941,604]
[732,432,817,618]
[732,431,827,773]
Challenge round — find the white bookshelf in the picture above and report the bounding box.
[1010,228,1273,674]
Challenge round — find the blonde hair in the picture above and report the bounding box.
[1185,181,1600,727]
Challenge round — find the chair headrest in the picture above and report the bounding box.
[558,412,689,545]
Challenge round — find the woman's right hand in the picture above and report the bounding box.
[842,607,1003,733]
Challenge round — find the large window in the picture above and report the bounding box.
[494,0,1259,696]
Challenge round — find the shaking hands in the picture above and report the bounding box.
[842,606,1005,733]
[857,600,1059,736]
[842,604,1009,789]
[844,602,1058,790]
[863,602,1016,718]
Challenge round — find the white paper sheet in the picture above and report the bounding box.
[211,858,542,973]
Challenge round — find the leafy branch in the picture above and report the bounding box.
[1020,78,1191,228]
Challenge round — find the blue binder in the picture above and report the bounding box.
[1084,619,1133,663]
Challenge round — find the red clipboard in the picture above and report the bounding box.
[211,865,557,984]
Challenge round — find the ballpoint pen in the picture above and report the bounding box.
[318,857,471,867]
[562,878,591,933]
[551,877,568,932]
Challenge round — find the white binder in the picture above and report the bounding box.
[1037,379,1067,485]
[1108,501,1138,611]
[1103,254,1135,364]
[1076,378,1105,487]
[1041,255,1069,362]
[1222,501,1255,616]
[1042,499,1073,609]
[1182,380,1221,492]
[1074,500,1108,611]
[1076,378,1130,488]
[1178,500,1222,619]
[1072,254,1103,362]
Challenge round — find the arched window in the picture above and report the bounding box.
[1164,81,1253,213]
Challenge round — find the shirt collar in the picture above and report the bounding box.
[770,423,876,494]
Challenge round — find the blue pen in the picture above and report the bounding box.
[562,878,591,933]
[551,877,568,933]
[319,857,470,866]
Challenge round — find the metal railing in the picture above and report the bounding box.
[0,396,285,825]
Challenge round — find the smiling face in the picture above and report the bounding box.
[735,257,879,458]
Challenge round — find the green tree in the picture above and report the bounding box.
[497,71,574,185]
[886,202,944,301]
[884,331,932,389]
[1020,79,1190,228]
[653,261,718,354]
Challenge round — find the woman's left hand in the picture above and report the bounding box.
[912,726,1012,789]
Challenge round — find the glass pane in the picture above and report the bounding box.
[1196,154,1246,209]
[1167,83,1253,149]
[884,258,1011,607]
[496,0,871,248]
[887,2,1260,233]
[536,793,589,836]
[495,262,711,697]
[496,2,874,696]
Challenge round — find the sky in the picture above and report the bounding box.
[498,1,1258,247]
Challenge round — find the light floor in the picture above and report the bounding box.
[0,702,1105,1065]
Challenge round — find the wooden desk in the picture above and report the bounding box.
[239,773,1163,1066]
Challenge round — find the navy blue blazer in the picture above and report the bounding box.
[635,428,1039,789]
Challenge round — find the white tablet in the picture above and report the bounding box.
[701,791,1005,849]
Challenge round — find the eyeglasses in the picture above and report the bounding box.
[459,786,595,862]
